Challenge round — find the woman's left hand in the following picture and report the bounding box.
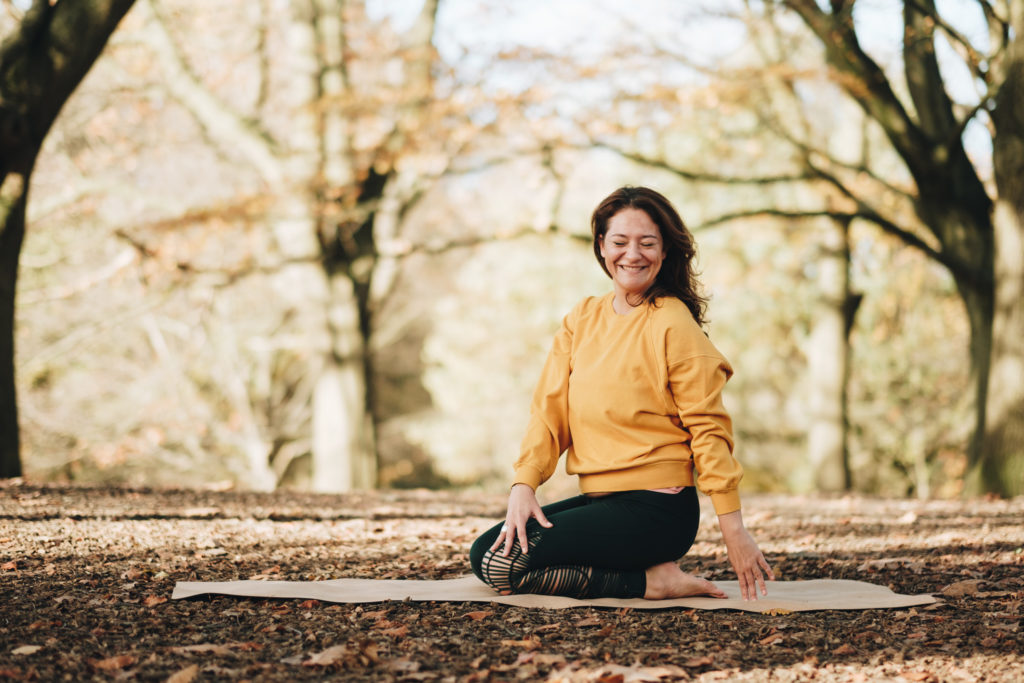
[718,510,775,600]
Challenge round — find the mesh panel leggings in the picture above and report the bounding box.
[469,488,699,599]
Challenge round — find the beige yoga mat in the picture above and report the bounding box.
[172,575,935,613]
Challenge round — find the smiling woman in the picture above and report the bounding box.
[469,186,776,602]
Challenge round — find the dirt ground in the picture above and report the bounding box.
[0,481,1021,682]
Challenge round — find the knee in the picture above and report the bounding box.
[469,533,491,580]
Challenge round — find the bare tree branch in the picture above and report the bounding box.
[141,0,283,185]
[904,0,960,142]
[755,107,918,202]
[589,141,812,185]
[693,206,955,271]
[781,0,930,165]
[905,0,991,83]
[1,0,23,22]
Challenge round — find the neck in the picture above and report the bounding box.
[612,291,643,315]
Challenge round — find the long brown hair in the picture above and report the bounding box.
[591,186,708,326]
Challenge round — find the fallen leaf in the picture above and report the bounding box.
[857,557,923,572]
[500,637,540,651]
[143,595,168,607]
[900,672,935,682]
[683,656,714,667]
[527,653,566,666]
[761,608,792,616]
[941,580,982,597]
[833,643,857,655]
[1,560,16,571]
[303,645,350,666]
[759,633,784,645]
[299,599,320,609]
[361,609,388,620]
[386,657,421,673]
[585,663,682,682]
[166,664,199,683]
[463,610,493,621]
[90,654,136,671]
[11,645,41,656]
[170,643,234,655]
[574,616,603,627]
[380,624,408,638]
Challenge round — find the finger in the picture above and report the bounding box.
[517,524,529,553]
[489,527,506,553]
[534,509,553,528]
[501,525,515,557]
[753,567,767,597]
[760,555,776,581]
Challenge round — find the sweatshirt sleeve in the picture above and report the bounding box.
[512,305,577,490]
[663,310,743,515]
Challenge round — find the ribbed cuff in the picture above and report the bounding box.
[710,489,741,516]
[512,465,544,491]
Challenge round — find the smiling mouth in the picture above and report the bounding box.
[618,265,648,272]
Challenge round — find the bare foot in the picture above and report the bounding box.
[644,562,727,600]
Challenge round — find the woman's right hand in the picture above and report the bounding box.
[490,483,553,556]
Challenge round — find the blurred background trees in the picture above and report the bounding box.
[3,0,1018,498]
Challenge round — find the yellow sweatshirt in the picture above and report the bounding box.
[513,292,743,515]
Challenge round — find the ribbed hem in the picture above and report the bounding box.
[577,460,695,494]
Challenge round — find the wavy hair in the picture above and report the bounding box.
[590,186,708,326]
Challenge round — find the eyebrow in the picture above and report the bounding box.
[607,232,660,239]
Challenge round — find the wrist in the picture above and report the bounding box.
[717,510,745,535]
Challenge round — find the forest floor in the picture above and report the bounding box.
[0,481,1021,682]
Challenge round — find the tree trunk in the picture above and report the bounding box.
[0,0,137,479]
[974,21,1024,497]
[0,172,29,478]
[800,218,852,492]
[312,272,376,491]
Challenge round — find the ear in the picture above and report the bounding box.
[598,233,607,259]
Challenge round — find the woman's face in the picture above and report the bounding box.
[599,208,666,300]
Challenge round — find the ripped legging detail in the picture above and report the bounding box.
[479,529,643,599]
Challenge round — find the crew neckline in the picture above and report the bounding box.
[606,292,645,317]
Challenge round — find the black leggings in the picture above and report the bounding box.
[469,488,700,599]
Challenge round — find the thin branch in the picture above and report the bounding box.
[693,208,845,231]
[1,0,23,22]
[903,0,959,142]
[905,0,990,83]
[141,0,283,185]
[589,142,812,185]
[756,109,917,202]
[782,0,929,166]
[693,207,952,271]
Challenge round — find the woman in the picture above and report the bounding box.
[469,186,774,601]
